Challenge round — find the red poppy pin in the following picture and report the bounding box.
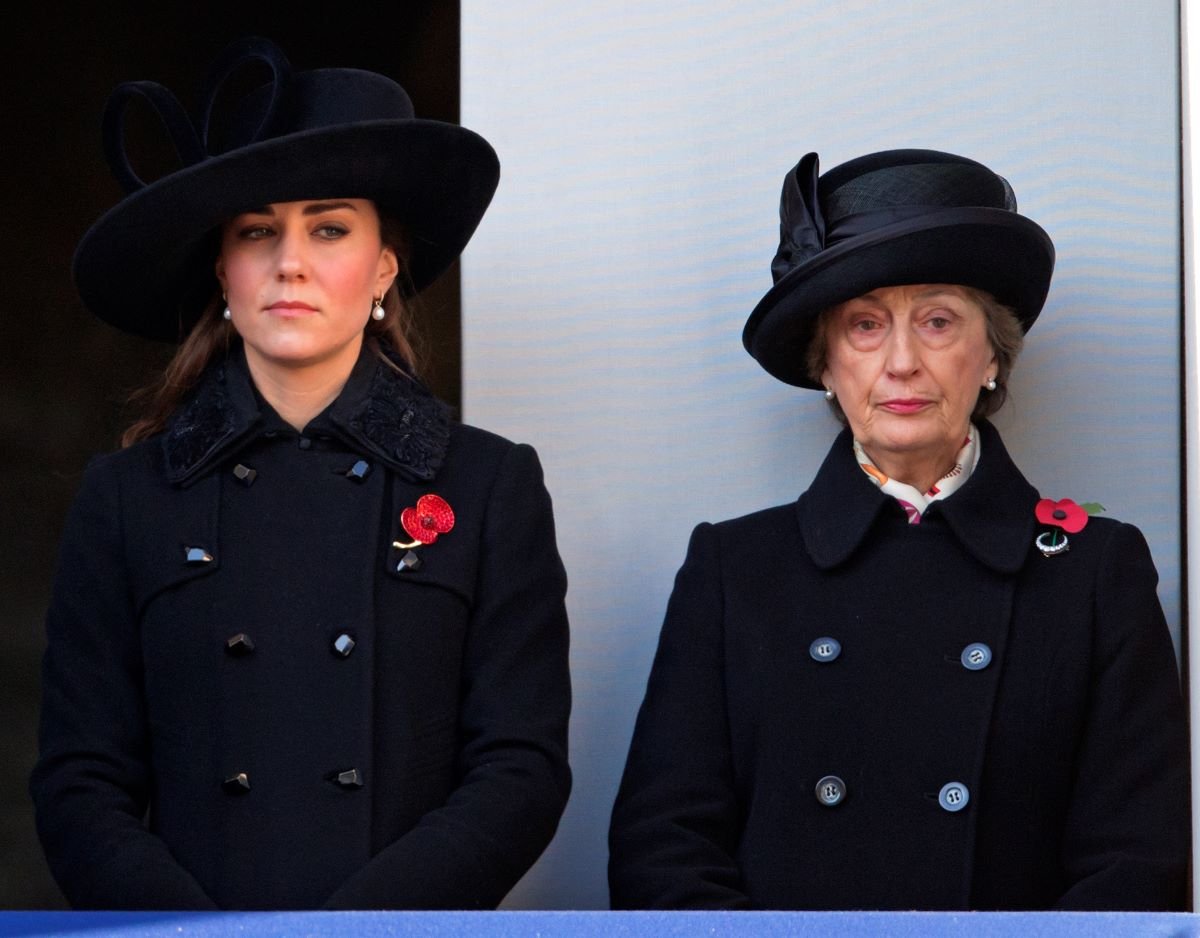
[393,494,456,550]
[1034,498,1105,557]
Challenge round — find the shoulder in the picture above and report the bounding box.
[444,423,549,480]
[72,436,169,499]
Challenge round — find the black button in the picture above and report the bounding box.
[225,633,255,656]
[222,772,251,794]
[333,768,363,789]
[232,463,257,486]
[396,550,422,572]
[332,633,356,657]
[298,437,313,450]
[184,546,214,564]
[344,459,372,481]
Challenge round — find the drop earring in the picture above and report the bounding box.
[824,388,835,401]
[985,377,997,391]
[371,298,386,321]
[222,296,232,321]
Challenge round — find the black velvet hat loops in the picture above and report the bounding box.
[743,148,1055,389]
[74,37,500,342]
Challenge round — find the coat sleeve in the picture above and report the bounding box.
[29,457,217,910]
[608,522,751,909]
[1054,522,1190,910]
[322,442,572,909]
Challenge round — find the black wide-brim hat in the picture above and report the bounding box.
[74,37,500,342]
[743,149,1055,388]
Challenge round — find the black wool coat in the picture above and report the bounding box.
[609,421,1189,910]
[32,345,571,910]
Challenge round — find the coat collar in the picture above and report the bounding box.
[162,342,450,486]
[798,420,1039,574]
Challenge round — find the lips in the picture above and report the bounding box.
[266,300,317,311]
[879,398,933,414]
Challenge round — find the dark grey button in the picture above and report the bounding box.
[809,637,841,663]
[396,550,422,572]
[298,437,313,450]
[333,768,363,789]
[184,546,214,564]
[225,633,255,656]
[222,772,251,794]
[960,643,992,671]
[232,463,257,486]
[815,775,846,806]
[333,633,356,657]
[938,781,970,812]
[345,460,372,481]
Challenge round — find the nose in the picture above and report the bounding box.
[275,227,307,281]
[884,325,919,377]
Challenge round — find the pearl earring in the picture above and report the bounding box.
[824,388,835,401]
[223,307,232,321]
[985,377,997,391]
[371,298,385,321]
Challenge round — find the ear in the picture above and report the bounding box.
[821,367,833,390]
[376,245,400,296]
[214,255,228,294]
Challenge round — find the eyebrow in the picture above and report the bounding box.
[239,201,359,217]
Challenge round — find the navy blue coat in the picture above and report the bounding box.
[32,345,571,910]
[609,421,1188,910]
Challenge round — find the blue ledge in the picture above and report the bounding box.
[0,911,1198,938]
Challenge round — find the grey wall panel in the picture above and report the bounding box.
[462,1,1180,909]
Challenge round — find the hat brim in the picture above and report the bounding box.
[73,119,499,342]
[742,207,1055,389]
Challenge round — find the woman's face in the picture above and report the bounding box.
[216,198,398,380]
[821,284,996,474]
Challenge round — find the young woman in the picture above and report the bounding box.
[31,38,571,911]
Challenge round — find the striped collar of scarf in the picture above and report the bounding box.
[853,424,981,524]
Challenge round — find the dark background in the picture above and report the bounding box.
[3,3,462,907]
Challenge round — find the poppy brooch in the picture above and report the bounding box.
[392,494,455,571]
[1034,498,1104,557]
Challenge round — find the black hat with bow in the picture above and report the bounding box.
[73,37,500,342]
[742,149,1055,388]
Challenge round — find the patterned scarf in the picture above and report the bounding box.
[853,424,981,524]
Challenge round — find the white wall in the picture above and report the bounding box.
[462,1,1182,909]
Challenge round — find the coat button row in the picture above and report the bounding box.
[809,637,993,671]
[222,633,357,658]
[814,776,972,812]
[221,769,364,793]
[229,460,376,484]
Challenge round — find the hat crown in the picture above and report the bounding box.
[222,68,416,153]
[770,149,1018,287]
[822,152,1016,219]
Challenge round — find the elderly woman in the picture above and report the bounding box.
[608,149,1189,910]
[31,39,570,910]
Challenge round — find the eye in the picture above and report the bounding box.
[237,224,274,240]
[851,318,882,332]
[314,223,349,239]
[927,315,952,329]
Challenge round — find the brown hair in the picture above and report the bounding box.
[120,212,422,447]
[806,286,1024,424]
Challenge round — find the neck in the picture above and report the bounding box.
[243,342,362,431]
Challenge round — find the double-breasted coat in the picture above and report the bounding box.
[32,344,572,910]
[608,420,1188,910]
